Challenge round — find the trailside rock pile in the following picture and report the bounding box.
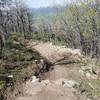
[28,42,82,64]
[16,76,83,100]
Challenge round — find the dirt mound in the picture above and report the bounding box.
[28,42,82,64]
[8,42,91,100]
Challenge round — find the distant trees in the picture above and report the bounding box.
[0,0,33,57]
[59,0,100,58]
[33,0,100,58]
[0,0,99,59]
[0,0,12,57]
[13,0,33,39]
[0,0,33,37]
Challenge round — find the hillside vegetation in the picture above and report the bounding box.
[0,0,100,100]
[32,1,100,58]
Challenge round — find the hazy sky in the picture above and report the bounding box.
[26,0,66,8]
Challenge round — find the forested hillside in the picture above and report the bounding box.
[31,6,65,20]
[32,1,100,58]
[0,0,100,100]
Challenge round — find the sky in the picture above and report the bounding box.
[26,0,66,8]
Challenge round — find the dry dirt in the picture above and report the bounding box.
[14,42,88,100]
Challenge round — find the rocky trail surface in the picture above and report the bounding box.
[15,42,93,100]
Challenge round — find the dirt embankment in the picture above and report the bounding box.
[14,42,86,100]
[4,42,99,100]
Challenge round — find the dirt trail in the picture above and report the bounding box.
[15,42,87,100]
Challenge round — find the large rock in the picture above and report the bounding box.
[28,42,82,64]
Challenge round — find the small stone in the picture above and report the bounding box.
[31,76,39,83]
[42,80,50,85]
[8,75,13,78]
